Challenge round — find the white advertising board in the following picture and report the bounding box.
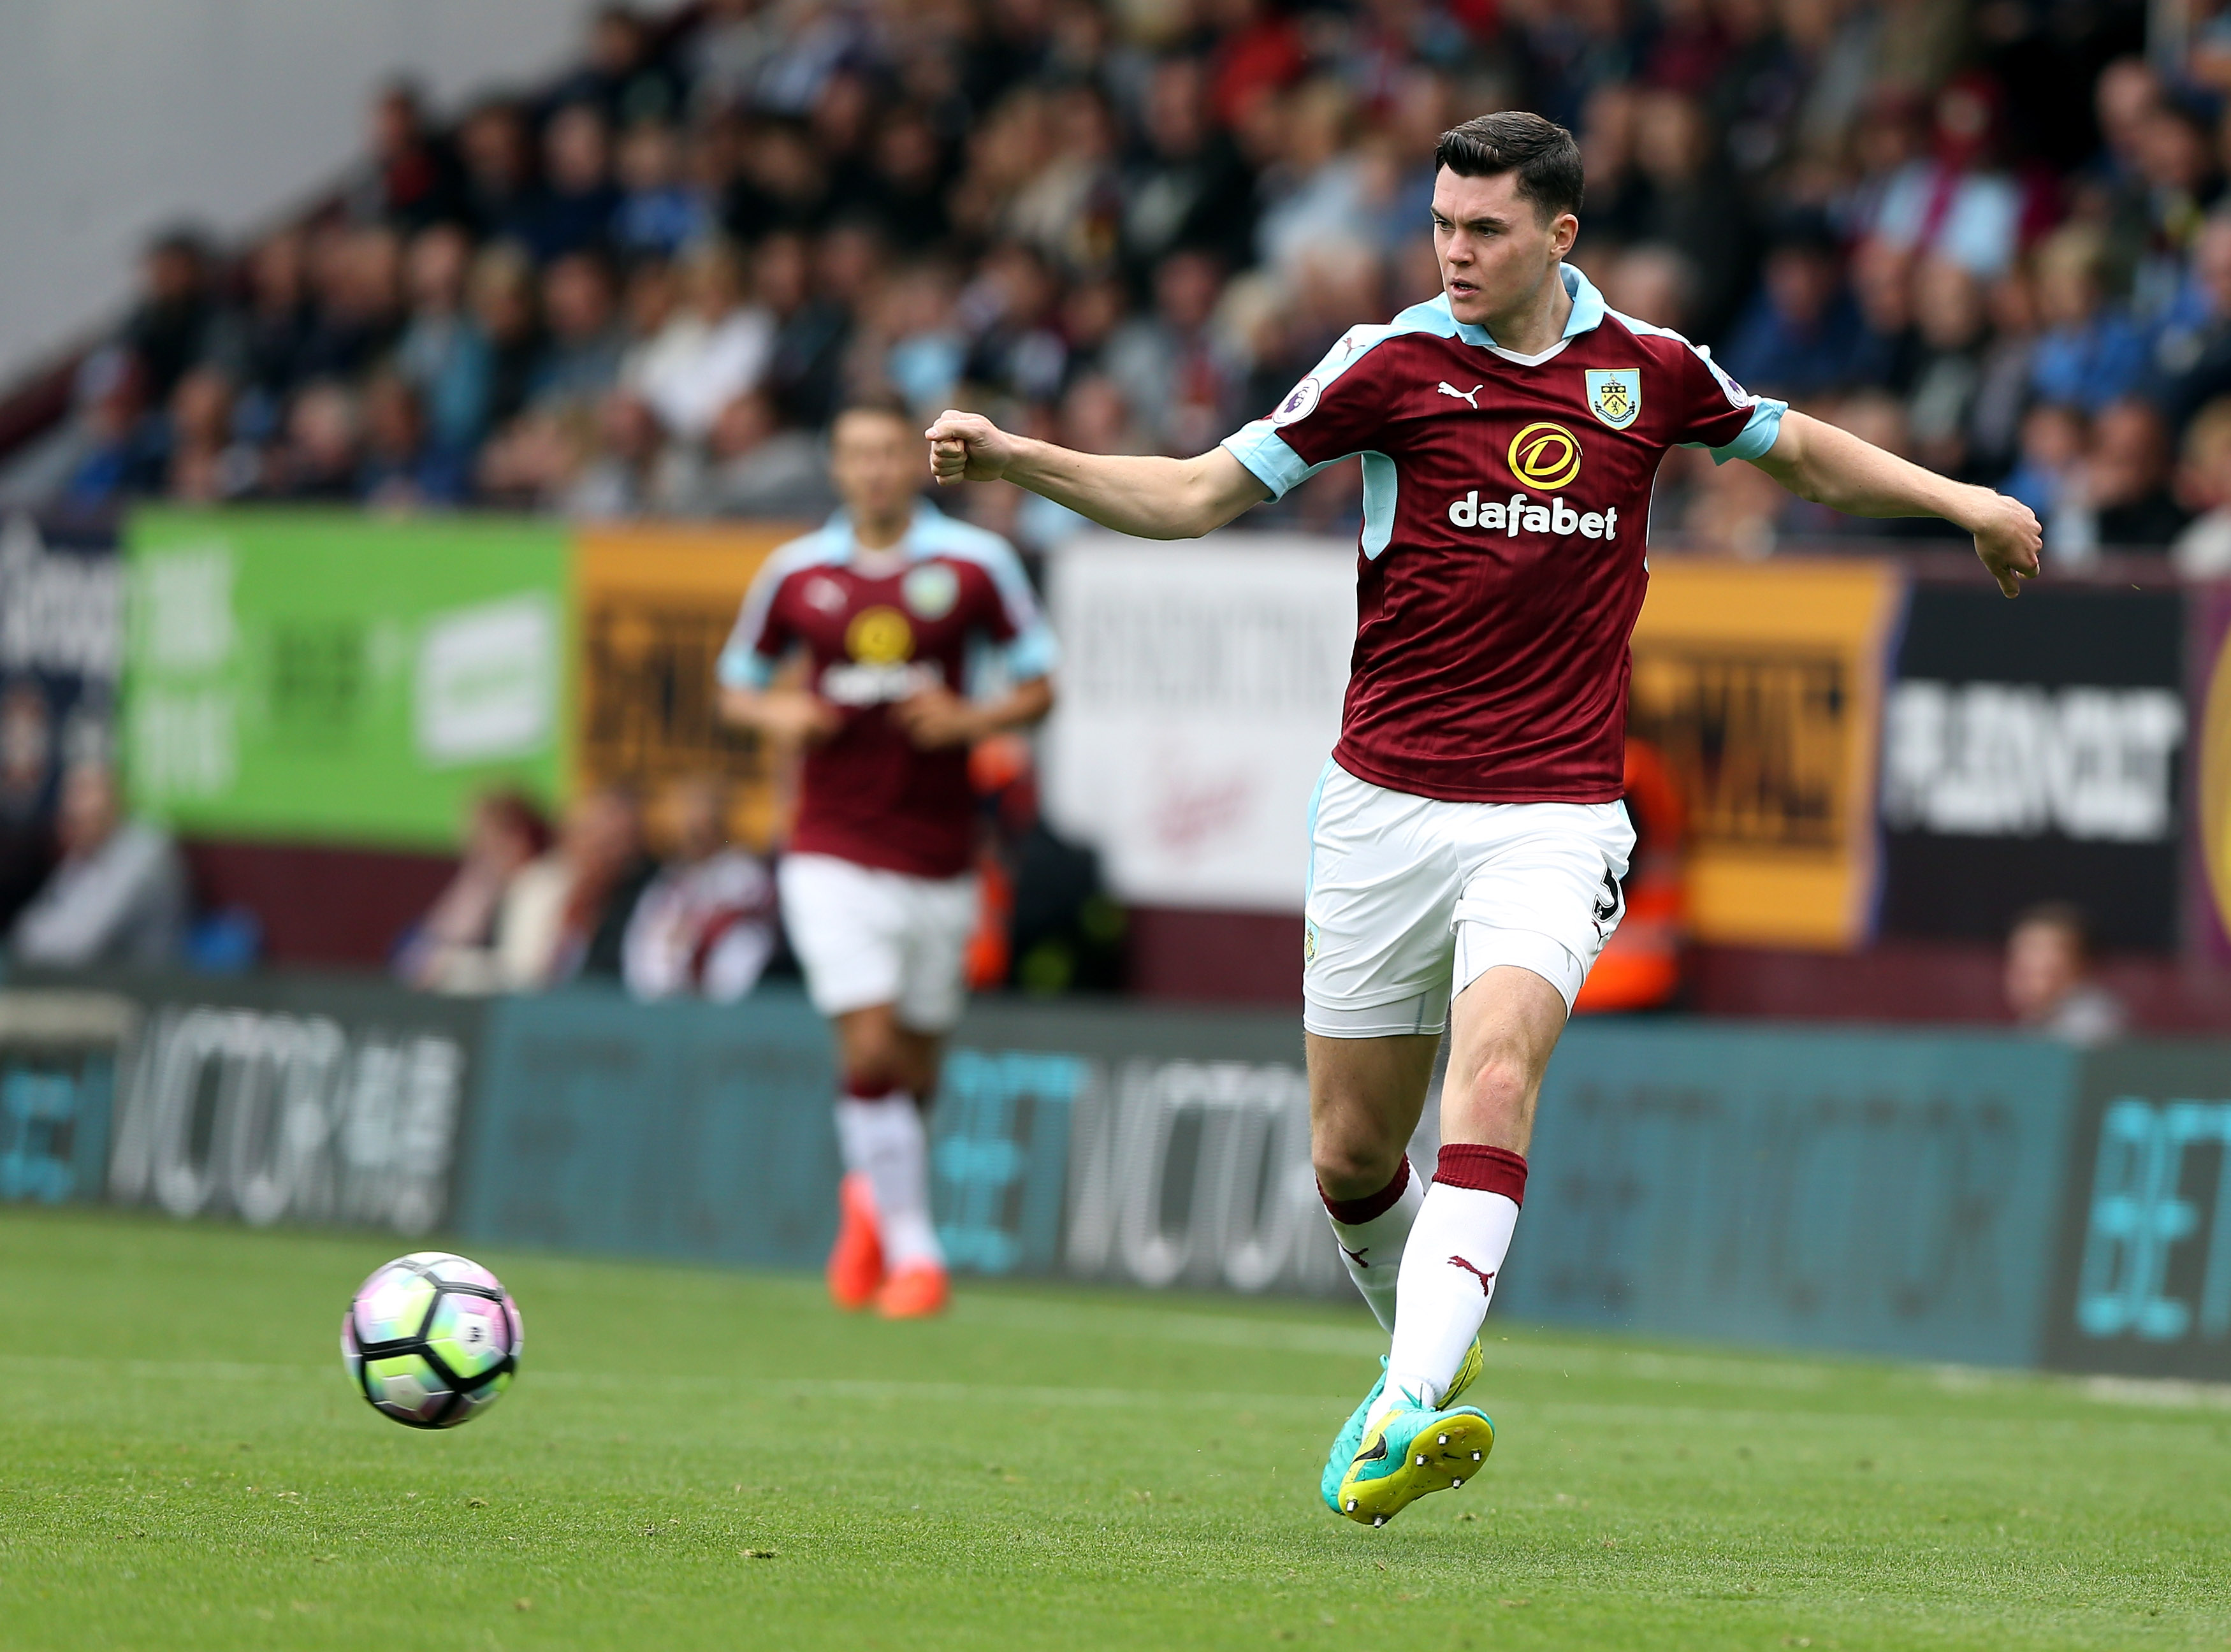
[1041,532,1354,913]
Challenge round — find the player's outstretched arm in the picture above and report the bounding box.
[924,410,1270,540]
[1747,409,2043,597]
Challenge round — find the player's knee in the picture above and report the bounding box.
[841,1045,905,1097]
[1450,1052,1535,1131]
[1311,1131,1406,1199]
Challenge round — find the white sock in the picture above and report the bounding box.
[1321,1157,1423,1333]
[834,1093,944,1268]
[1370,1145,1527,1430]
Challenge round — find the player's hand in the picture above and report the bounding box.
[727,688,839,745]
[891,685,983,750]
[1968,488,2042,598]
[924,410,1014,486]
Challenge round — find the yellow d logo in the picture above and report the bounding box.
[845,605,913,664]
[1508,421,1583,490]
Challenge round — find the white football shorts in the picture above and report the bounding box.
[1302,761,1635,1037]
[776,852,980,1032]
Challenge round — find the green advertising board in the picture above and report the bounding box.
[124,508,570,848]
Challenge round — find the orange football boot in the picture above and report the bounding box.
[826,1173,885,1310]
[875,1261,950,1319]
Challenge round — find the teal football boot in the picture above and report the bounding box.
[1318,1338,1483,1516]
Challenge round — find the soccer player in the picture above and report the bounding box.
[925,113,2040,1519]
[718,397,1058,1319]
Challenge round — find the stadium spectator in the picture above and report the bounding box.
[354,80,464,231]
[123,229,222,410]
[394,789,553,992]
[523,102,621,264]
[2171,396,2231,574]
[31,0,2231,565]
[2081,397,2188,548]
[467,242,546,440]
[456,99,540,245]
[621,776,777,1002]
[8,762,185,969]
[358,370,463,506]
[613,119,708,259]
[263,380,363,502]
[395,222,488,460]
[528,250,626,415]
[2030,224,2148,412]
[163,366,254,503]
[491,785,653,989]
[2005,901,2126,1046]
[625,238,773,441]
[683,389,836,518]
[1719,221,1860,399]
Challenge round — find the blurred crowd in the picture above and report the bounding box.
[23,0,2231,565]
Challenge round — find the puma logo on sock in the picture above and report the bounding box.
[1447,1255,1497,1295]
[1341,1244,1370,1267]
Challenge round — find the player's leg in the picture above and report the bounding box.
[860,867,981,1317]
[1307,1028,1437,1333]
[776,854,912,1310]
[1337,803,1632,1525]
[829,1000,945,1293]
[1376,802,1634,1419]
[1300,763,1457,1330]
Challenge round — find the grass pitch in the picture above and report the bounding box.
[4,1208,2229,1651]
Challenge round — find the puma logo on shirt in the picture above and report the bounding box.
[1437,381,1483,408]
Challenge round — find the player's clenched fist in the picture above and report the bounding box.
[1966,489,2044,599]
[925,410,1012,485]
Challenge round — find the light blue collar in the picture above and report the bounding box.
[821,499,944,561]
[1439,263,1605,351]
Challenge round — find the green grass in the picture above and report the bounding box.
[3,1208,2230,1651]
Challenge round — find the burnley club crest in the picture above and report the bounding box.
[1584,368,1640,431]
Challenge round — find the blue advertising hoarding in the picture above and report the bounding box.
[1506,1024,2082,1367]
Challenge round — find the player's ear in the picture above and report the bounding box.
[1551,212,1579,258]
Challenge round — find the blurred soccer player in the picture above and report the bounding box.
[719,399,1057,1318]
[926,112,2039,1519]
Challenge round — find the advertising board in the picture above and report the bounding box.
[1040,532,1353,913]
[1508,1022,2082,1365]
[19,971,491,1235]
[1626,559,1904,950]
[2043,1040,2231,1380]
[123,508,571,848]
[573,522,801,851]
[1879,586,2186,950]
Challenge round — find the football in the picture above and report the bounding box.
[340,1252,523,1428]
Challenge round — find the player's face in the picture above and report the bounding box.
[1430,168,1579,329]
[829,410,921,527]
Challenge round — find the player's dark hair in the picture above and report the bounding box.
[2011,900,2094,957]
[1434,112,1585,223]
[835,391,915,426]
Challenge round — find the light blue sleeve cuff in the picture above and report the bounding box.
[1701,398,1788,465]
[1220,423,1319,500]
[1003,624,1061,681]
[715,644,775,690]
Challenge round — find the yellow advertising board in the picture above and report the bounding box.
[573,521,810,853]
[1627,558,1905,950]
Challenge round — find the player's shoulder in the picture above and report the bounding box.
[911,507,1027,577]
[759,519,853,587]
[1322,300,1465,378]
[1594,305,1719,372]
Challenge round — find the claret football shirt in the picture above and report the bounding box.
[1221,263,1787,804]
[718,503,1059,879]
